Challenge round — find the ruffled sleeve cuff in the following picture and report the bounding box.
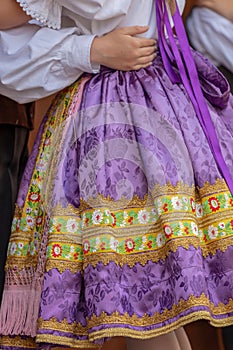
[16,0,62,29]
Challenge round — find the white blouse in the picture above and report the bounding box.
[0,0,185,103]
[187,7,233,73]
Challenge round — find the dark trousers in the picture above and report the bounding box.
[0,124,28,301]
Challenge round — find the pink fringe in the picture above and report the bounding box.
[0,284,41,337]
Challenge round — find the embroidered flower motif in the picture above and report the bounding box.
[156,199,163,215]
[125,238,135,252]
[10,242,17,255]
[16,219,21,232]
[219,222,226,230]
[36,216,43,225]
[51,244,63,258]
[224,193,229,208]
[26,207,32,214]
[66,218,78,233]
[111,213,117,226]
[171,197,183,210]
[147,240,153,249]
[138,210,149,224]
[110,237,119,251]
[28,193,41,202]
[127,216,134,225]
[162,203,169,213]
[191,222,199,236]
[196,204,203,218]
[164,225,173,238]
[199,229,203,238]
[151,208,158,216]
[55,223,62,232]
[74,252,79,260]
[208,197,220,212]
[100,242,105,250]
[18,242,24,250]
[177,222,184,236]
[208,226,218,240]
[36,160,47,172]
[44,138,51,146]
[92,210,103,224]
[26,216,35,227]
[83,240,90,254]
[190,198,196,213]
[157,233,165,247]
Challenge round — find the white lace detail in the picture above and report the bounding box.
[16,0,61,29]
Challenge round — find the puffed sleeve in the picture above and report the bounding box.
[16,0,132,29]
[16,0,62,29]
[0,24,98,103]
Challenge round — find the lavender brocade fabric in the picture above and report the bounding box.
[1,49,233,349]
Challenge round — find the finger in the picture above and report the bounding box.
[136,53,156,65]
[119,25,150,36]
[133,61,154,71]
[138,46,156,57]
[136,38,157,48]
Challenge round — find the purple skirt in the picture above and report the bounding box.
[1,51,233,349]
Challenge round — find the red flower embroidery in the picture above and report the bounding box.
[55,224,62,232]
[127,216,134,225]
[28,193,41,202]
[125,238,135,252]
[74,252,79,260]
[208,197,220,212]
[164,225,173,238]
[190,198,196,213]
[111,213,117,226]
[85,218,89,227]
[147,240,153,249]
[51,244,62,258]
[83,240,90,254]
[163,203,169,212]
[100,242,105,250]
[36,216,43,225]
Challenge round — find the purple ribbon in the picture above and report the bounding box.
[155,0,233,194]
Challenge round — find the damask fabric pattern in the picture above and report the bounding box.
[1,51,233,349]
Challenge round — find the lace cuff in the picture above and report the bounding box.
[16,0,62,29]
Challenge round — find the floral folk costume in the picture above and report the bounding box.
[1,0,233,348]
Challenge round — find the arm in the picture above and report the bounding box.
[0,24,156,103]
[182,0,196,22]
[0,0,31,29]
[194,0,233,22]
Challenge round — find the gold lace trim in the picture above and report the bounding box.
[36,293,233,347]
[0,335,36,348]
[37,293,233,333]
[14,179,229,217]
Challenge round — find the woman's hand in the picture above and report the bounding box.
[195,0,233,22]
[0,0,31,29]
[91,26,156,71]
